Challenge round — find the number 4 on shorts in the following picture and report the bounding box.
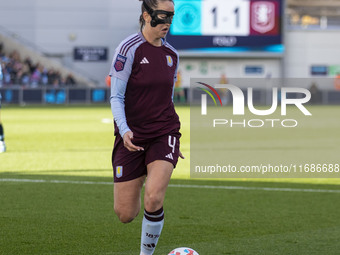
[168,136,176,153]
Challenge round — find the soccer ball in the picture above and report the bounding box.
[168,247,199,255]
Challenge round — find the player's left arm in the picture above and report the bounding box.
[0,93,2,122]
[172,58,184,159]
[171,54,179,102]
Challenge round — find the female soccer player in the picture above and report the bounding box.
[109,0,183,254]
[0,92,5,153]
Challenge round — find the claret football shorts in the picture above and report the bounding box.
[112,131,181,182]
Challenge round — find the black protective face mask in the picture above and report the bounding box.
[143,1,174,27]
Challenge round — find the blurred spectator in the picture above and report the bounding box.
[41,68,49,85]
[334,73,340,91]
[0,47,77,87]
[219,73,229,105]
[65,74,76,86]
[16,64,31,85]
[309,82,321,104]
[173,70,186,103]
[24,57,35,73]
[30,63,42,87]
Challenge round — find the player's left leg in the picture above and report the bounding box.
[140,160,173,255]
[144,160,173,211]
[0,121,3,142]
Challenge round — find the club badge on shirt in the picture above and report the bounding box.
[114,54,127,72]
[166,55,173,67]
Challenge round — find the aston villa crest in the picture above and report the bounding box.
[251,1,275,34]
[116,166,123,178]
[166,55,173,67]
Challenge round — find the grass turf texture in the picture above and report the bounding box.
[0,105,340,254]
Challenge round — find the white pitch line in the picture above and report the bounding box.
[168,184,340,193]
[1,178,340,194]
[0,178,112,185]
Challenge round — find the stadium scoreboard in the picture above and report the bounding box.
[168,0,283,54]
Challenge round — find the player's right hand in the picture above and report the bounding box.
[123,131,144,152]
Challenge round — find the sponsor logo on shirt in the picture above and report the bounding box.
[114,54,127,72]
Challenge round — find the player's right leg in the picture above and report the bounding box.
[114,175,145,223]
[112,136,147,223]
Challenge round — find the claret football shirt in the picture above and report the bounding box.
[109,32,180,140]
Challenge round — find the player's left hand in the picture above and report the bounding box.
[179,150,185,159]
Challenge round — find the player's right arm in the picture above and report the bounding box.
[110,77,144,152]
[109,34,144,152]
[110,77,130,138]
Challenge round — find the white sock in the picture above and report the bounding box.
[140,207,164,255]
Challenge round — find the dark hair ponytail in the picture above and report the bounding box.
[138,0,174,31]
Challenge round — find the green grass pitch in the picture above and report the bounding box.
[0,105,340,254]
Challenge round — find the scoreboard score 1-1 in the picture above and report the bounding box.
[167,0,283,54]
